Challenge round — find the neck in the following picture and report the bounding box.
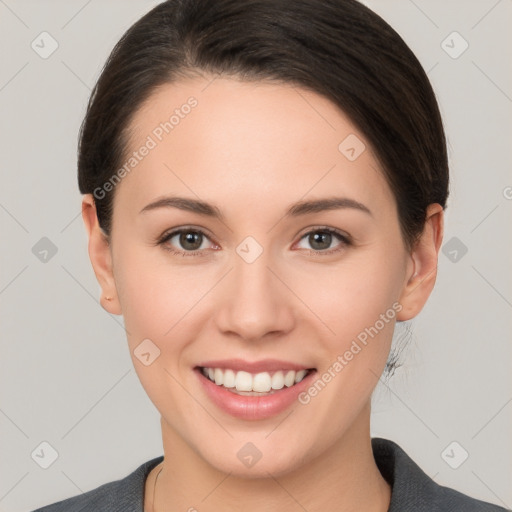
[147,403,390,512]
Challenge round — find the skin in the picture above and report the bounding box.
[82,76,443,512]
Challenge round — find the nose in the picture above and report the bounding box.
[214,249,295,342]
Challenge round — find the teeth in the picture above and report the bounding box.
[223,369,236,388]
[235,371,253,391]
[284,370,295,387]
[253,372,272,392]
[201,367,310,392]
[271,371,285,390]
[214,368,223,385]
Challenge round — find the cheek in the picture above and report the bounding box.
[112,248,206,411]
[289,255,404,435]
[113,245,217,352]
[297,252,405,350]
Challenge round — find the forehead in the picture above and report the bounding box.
[115,76,395,221]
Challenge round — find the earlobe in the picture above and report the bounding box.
[396,203,444,321]
[81,195,122,315]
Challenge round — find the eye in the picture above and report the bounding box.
[295,227,351,256]
[157,228,216,257]
[157,226,351,257]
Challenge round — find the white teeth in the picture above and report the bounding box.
[253,372,272,392]
[214,368,223,385]
[271,371,285,390]
[223,369,236,388]
[235,371,253,391]
[201,367,310,392]
[284,370,296,387]
[294,369,307,383]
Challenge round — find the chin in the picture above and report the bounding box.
[194,435,311,479]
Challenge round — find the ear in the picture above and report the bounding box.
[81,194,122,315]
[396,203,444,321]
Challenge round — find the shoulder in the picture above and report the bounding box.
[30,455,164,512]
[372,437,509,512]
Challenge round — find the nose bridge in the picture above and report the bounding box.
[215,241,294,340]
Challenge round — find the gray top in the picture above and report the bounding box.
[31,437,509,511]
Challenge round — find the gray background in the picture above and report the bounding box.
[0,1,511,511]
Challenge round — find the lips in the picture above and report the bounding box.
[199,366,311,393]
[197,358,312,373]
[194,358,316,420]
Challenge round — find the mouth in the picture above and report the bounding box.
[194,359,317,420]
[197,366,314,395]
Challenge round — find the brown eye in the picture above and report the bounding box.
[308,231,334,251]
[177,231,204,251]
[296,228,351,255]
[158,228,215,256]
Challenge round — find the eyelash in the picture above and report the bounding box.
[156,226,352,258]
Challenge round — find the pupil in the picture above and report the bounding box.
[310,232,331,250]
[181,232,201,250]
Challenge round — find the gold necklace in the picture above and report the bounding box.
[151,464,164,512]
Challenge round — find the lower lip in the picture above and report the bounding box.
[195,368,316,421]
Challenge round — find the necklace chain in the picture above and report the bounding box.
[151,464,164,512]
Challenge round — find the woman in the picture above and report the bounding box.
[32,0,508,510]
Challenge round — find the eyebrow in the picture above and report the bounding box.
[139,196,372,219]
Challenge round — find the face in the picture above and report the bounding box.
[84,76,441,477]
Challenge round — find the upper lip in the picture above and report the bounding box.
[196,358,314,374]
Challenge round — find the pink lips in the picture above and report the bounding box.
[195,359,316,421]
[196,358,311,374]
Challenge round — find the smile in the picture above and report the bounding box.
[194,359,317,420]
[200,367,312,394]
